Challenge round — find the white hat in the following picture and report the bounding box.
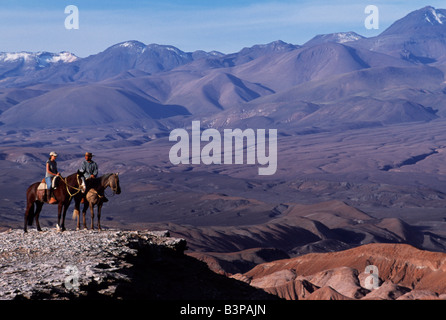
[49,151,58,157]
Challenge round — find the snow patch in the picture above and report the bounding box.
[425,7,446,25]
[46,52,78,63]
[335,32,363,43]
[118,41,146,52]
[430,7,445,24]
[0,51,78,64]
[0,52,33,62]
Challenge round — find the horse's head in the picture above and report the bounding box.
[108,173,121,195]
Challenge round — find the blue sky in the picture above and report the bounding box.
[0,1,444,57]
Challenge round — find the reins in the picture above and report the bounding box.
[55,174,83,200]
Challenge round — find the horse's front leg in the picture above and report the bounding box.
[73,198,81,231]
[57,203,63,231]
[97,202,102,231]
[60,203,69,231]
[90,203,95,230]
[82,202,88,229]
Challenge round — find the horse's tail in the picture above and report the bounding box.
[27,202,35,226]
[72,208,79,220]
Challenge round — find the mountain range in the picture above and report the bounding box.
[3,6,446,301]
[1,5,446,132]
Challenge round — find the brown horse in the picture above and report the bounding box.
[24,173,83,232]
[73,173,121,230]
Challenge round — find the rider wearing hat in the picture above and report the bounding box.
[79,152,98,190]
[45,151,60,204]
[78,152,108,202]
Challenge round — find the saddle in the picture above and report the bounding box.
[36,177,59,203]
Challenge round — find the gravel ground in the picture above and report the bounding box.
[0,228,184,299]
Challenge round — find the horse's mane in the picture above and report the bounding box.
[100,173,114,183]
[87,173,114,191]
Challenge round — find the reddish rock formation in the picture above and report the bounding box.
[240,243,446,300]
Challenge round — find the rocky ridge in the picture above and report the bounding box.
[0,228,273,300]
[0,229,183,299]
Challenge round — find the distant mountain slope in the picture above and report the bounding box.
[0,51,78,80]
[303,31,365,47]
[0,84,190,128]
[1,6,446,131]
[352,6,446,63]
[160,199,446,276]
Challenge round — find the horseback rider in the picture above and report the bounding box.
[79,152,98,189]
[45,151,60,204]
[78,152,108,202]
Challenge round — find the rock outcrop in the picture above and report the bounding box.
[0,228,276,300]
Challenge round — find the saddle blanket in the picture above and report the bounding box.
[38,177,59,190]
[37,182,47,190]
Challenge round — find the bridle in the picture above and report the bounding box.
[105,173,120,194]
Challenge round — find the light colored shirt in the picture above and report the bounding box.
[79,160,98,179]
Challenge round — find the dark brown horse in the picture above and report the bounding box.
[24,173,83,232]
[73,173,121,230]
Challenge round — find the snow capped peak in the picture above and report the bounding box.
[382,6,446,36]
[208,51,224,57]
[118,40,146,49]
[147,43,181,53]
[0,52,33,62]
[0,51,78,65]
[424,6,446,25]
[304,31,365,46]
[332,32,365,43]
[145,43,191,58]
[44,52,78,63]
[120,42,135,48]
[113,40,147,53]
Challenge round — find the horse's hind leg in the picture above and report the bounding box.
[24,202,34,233]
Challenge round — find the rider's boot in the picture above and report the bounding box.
[48,189,57,204]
